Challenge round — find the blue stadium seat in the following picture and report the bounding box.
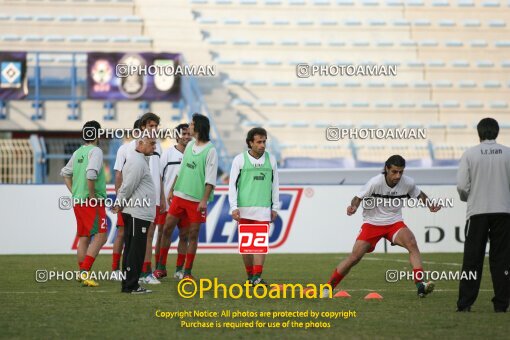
[502,60,510,67]
[305,101,324,107]
[446,41,463,47]
[240,0,257,4]
[273,19,290,25]
[320,81,338,87]
[414,19,431,26]
[224,18,241,25]
[232,39,250,45]
[375,102,393,108]
[413,81,431,88]
[484,81,501,88]
[495,41,510,47]
[273,81,290,86]
[45,35,66,42]
[392,19,410,26]
[267,120,286,127]
[259,100,277,106]
[432,0,450,6]
[90,36,110,43]
[406,0,424,5]
[481,1,500,7]
[345,19,362,26]
[386,0,404,6]
[284,157,351,168]
[207,38,226,45]
[264,59,282,65]
[420,40,438,47]
[470,40,488,47]
[198,18,217,24]
[442,101,460,108]
[488,20,505,27]
[476,60,494,67]
[281,100,300,107]
[452,60,470,67]
[433,159,459,166]
[132,36,151,43]
[256,39,274,45]
[103,16,121,22]
[320,20,338,26]
[398,102,416,108]
[289,0,306,4]
[280,39,298,46]
[111,36,130,43]
[305,40,322,46]
[362,0,379,6]
[248,19,265,25]
[58,15,77,22]
[435,80,453,87]
[314,0,332,5]
[458,80,476,88]
[24,35,43,42]
[401,41,418,47]
[457,0,474,6]
[297,20,314,26]
[249,80,268,85]
[14,15,33,21]
[336,0,355,5]
[376,41,394,47]
[490,101,508,108]
[81,16,100,22]
[369,19,386,26]
[35,15,55,22]
[463,19,480,27]
[352,101,370,108]
[439,20,455,27]
[240,59,259,65]
[329,101,347,107]
[421,101,439,108]
[465,101,484,108]
[368,81,385,87]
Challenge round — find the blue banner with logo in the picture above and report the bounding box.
[87,52,181,101]
[0,51,28,100]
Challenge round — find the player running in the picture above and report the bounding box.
[153,123,192,280]
[61,121,107,287]
[228,127,279,286]
[323,155,440,298]
[111,118,140,280]
[160,113,218,281]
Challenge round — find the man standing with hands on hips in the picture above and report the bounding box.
[112,135,157,294]
[456,117,510,312]
[228,127,279,286]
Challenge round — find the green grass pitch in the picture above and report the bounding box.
[1,253,507,339]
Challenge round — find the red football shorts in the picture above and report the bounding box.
[116,211,124,227]
[168,195,206,224]
[356,221,407,253]
[239,218,270,225]
[154,205,167,225]
[73,204,107,237]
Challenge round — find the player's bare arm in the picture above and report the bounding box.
[87,179,96,200]
[271,210,277,222]
[347,196,362,216]
[64,176,72,193]
[198,183,214,212]
[167,175,178,205]
[231,209,240,221]
[159,177,166,213]
[417,191,441,213]
[114,170,122,193]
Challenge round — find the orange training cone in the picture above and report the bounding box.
[364,292,383,300]
[334,290,351,298]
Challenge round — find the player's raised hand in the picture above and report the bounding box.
[347,205,357,216]
[231,209,240,222]
[429,204,441,213]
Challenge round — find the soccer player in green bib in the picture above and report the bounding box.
[60,121,108,287]
[228,127,279,286]
[159,113,218,280]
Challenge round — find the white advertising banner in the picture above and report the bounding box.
[0,185,468,254]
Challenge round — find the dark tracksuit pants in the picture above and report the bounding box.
[457,213,510,311]
[121,213,150,292]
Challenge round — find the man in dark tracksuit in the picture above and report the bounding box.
[113,136,157,294]
[456,118,510,312]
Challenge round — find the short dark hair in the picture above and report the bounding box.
[477,118,499,141]
[139,112,160,129]
[383,155,406,174]
[175,123,189,140]
[82,120,101,142]
[192,113,210,142]
[246,127,267,148]
[133,118,141,130]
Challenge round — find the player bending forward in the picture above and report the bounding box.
[323,155,441,298]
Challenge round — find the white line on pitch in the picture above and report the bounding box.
[362,257,462,266]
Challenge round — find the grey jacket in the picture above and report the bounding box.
[117,149,156,222]
[457,140,510,219]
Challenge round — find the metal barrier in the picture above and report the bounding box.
[0,139,34,183]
